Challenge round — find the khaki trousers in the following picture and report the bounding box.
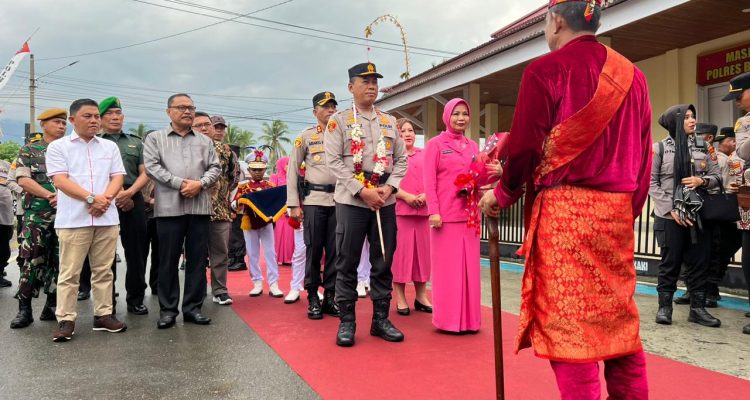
[208,221,231,296]
[55,226,120,321]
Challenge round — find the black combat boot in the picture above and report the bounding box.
[0,265,10,287]
[673,290,690,305]
[370,298,404,342]
[688,292,721,327]
[336,301,356,347]
[307,291,323,320]
[321,290,339,317]
[655,292,673,325]
[39,294,57,321]
[10,297,34,329]
[704,283,719,308]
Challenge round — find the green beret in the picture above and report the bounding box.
[36,108,67,121]
[99,96,122,115]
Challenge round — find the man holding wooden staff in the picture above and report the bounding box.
[480,1,652,398]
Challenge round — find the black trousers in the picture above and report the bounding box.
[654,217,711,293]
[706,222,742,292]
[334,203,397,304]
[156,215,209,316]
[80,193,148,306]
[303,205,337,292]
[0,224,12,273]
[146,217,159,293]
[228,214,246,265]
[741,231,750,305]
[116,193,148,305]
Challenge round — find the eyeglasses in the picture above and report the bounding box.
[192,123,212,129]
[169,105,196,113]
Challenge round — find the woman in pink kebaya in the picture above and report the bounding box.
[423,98,480,333]
[391,119,432,316]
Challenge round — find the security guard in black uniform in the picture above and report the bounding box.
[324,63,408,347]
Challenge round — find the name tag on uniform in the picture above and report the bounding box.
[441,149,453,154]
[309,144,324,154]
[128,145,137,148]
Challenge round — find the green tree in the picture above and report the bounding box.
[128,123,150,139]
[259,120,292,171]
[0,141,21,163]
[223,125,256,159]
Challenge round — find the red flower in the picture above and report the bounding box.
[288,217,301,229]
[454,173,474,187]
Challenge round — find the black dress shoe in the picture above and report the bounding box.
[184,312,211,325]
[228,262,247,271]
[308,296,323,320]
[77,291,90,301]
[127,304,149,315]
[0,277,11,287]
[157,315,176,329]
[414,300,433,313]
[745,312,750,318]
[396,307,410,316]
[744,323,750,335]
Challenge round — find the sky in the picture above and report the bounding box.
[0,0,547,143]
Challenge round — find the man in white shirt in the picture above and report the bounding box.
[46,98,127,342]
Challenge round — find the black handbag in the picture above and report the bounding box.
[699,186,740,222]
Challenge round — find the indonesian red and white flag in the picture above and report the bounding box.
[0,42,31,92]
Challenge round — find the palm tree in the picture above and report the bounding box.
[259,120,292,171]
[128,123,149,139]
[223,125,256,159]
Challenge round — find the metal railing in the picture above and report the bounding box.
[481,196,739,266]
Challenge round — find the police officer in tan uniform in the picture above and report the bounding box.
[723,71,750,334]
[324,63,407,347]
[287,91,339,320]
[649,104,722,328]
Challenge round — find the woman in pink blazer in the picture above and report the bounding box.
[423,98,480,333]
[392,119,432,316]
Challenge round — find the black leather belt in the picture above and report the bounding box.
[307,182,335,193]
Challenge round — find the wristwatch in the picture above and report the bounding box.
[86,194,95,205]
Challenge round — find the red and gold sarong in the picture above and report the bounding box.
[514,46,642,362]
[515,185,642,362]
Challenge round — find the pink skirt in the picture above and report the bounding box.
[392,215,431,283]
[274,215,295,264]
[430,221,481,332]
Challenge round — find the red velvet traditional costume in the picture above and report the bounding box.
[494,35,653,362]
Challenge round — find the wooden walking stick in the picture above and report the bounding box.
[376,209,387,262]
[487,215,505,400]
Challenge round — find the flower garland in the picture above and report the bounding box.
[351,105,388,188]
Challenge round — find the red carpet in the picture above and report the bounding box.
[225,264,750,399]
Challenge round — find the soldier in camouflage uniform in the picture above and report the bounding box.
[9,108,67,329]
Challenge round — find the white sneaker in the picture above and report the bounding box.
[269,282,284,298]
[248,281,263,297]
[356,281,367,298]
[284,289,300,304]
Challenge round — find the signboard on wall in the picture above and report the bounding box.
[697,42,750,86]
